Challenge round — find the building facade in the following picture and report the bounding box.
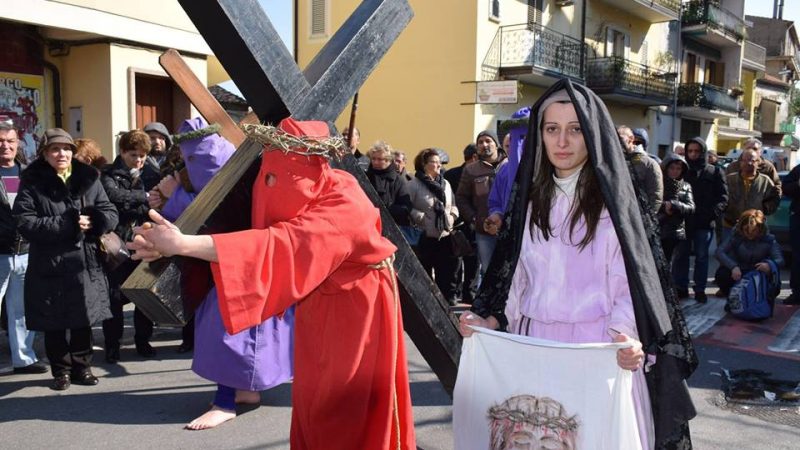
[0,0,225,161]
[296,1,796,165]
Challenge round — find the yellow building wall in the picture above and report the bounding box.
[585,1,668,65]
[49,44,114,159]
[297,0,479,165]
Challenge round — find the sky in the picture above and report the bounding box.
[745,1,800,23]
[218,0,292,95]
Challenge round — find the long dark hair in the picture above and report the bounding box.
[529,105,605,250]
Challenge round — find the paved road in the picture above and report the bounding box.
[1,270,798,449]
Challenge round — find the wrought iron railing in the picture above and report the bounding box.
[677,83,742,113]
[498,23,585,80]
[681,0,745,41]
[743,40,766,69]
[585,57,675,101]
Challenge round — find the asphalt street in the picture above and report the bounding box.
[1,264,798,449]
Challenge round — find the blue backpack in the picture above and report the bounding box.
[727,260,779,321]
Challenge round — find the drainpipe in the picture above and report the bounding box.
[672,17,682,146]
[42,60,63,128]
[293,0,299,62]
[580,0,587,79]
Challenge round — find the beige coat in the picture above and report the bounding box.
[407,176,459,239]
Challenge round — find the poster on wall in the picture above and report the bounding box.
[0,72,45,162]
[453,328,642,450]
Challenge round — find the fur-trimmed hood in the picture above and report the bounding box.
[22,157,101,200]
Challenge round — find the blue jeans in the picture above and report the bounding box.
[673,229,713,292]
[475,233,497,286]
[0,254,37,368]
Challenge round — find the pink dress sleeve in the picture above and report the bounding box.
[607,235,639,340]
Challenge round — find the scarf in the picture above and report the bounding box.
[416,170,447,233]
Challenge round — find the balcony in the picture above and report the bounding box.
[596,0,680,23]
[681,1,745,48]
[585,57,675,105]
[743,40,766,72]
[677,83,742,119]
[486,23,585,86]
[717,116,760,140]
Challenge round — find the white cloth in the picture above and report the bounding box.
[453,327,642,450]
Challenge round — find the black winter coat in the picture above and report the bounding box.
[101,156,149,242]
[782,163,800,215]
[0,162,28,254]
[13,158,118,331]
[366,163,412,226]
[685,166,728,231]
[659,177,694,241]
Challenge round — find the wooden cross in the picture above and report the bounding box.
[122,0,462,394]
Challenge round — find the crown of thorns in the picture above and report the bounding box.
[487,406,579,432]
[241,123,347,160]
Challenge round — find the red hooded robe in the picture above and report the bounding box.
[209,118,416,449]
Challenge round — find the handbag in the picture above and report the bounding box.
[82,196,130,271]
[99,231,131,271]
[449,229,474,257]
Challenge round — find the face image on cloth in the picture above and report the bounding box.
[488,394,578,450]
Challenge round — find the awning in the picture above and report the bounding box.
[781,134,800,150]
[717,126,761,139]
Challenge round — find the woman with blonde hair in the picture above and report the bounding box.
[714,209,783,301]
[365,140,412,225]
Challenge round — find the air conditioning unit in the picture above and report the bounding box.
[555,0,575,6]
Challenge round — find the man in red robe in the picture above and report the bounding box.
[129,118,416,449]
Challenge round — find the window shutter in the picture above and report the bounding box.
[311,0,326,36]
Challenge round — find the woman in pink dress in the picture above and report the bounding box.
[459,80,697,450]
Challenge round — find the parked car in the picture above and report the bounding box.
[768,170,791,259]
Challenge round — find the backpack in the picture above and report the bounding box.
[727,260,779,321]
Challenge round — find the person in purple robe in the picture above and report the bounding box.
[156,117,294,430]
[459,80,697,449]
[485,107,529,234]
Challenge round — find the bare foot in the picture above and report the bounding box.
[185,406,236,430]
[235,390,260,405]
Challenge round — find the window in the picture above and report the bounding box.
[683,52,697,83]
[528,0,544,25]
[490,0,500,21]
[605,27,630,59]
[310,0,328,38]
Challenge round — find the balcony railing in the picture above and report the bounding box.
[586,57,675,101]
[677,83,742,113]
[681,0,745,42]
[498,23,585,81]
[743,40,766,69]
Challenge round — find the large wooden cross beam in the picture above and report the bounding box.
[122,0,462,394]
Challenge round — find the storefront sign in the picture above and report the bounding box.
[476,80,518,104]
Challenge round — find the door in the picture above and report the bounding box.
[135,75,173,129]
